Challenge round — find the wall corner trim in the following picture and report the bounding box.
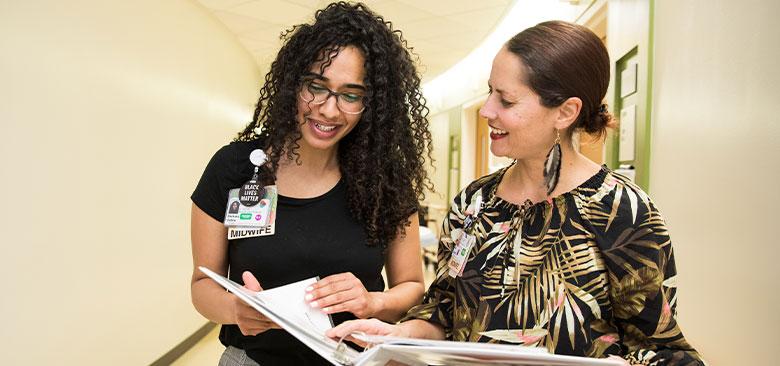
[149,322,218,365]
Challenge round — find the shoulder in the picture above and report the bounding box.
[598,169,652,210]
[211,139,260,165]
[579,167,662,236]
[212,139,262,168]
[201,139,264,185]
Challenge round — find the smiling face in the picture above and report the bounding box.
[295,45,366,154]
[479,47,559,161]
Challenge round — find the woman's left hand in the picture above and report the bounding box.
[305,272,379,318]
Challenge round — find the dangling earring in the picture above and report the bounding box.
[543,130,562,196]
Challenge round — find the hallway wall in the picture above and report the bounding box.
[650,1,780,364]
[0,0,261,364]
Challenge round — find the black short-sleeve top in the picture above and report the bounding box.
[191,140,385,365]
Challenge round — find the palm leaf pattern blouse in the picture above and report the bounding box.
[403,166,704,365]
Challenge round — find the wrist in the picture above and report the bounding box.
[367,291,385,318]
[395,321,415,338]
[229,295,240,325]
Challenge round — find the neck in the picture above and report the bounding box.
[279,142,340,176]
[502,138,598,203]
[504,157,551,204]
[274,141,342,198]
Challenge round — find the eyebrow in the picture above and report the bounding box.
[304,72,366,90]
[489,84,517,99]
[488,83,506,94]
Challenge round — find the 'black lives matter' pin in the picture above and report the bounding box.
[239,149,269,207]
[239,180,263,207]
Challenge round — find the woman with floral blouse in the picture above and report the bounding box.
[328,20,704,366]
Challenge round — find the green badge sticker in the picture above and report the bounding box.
[240,213,252,220]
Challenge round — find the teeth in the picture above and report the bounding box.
[491,127,508,135]
[314,123,336,132]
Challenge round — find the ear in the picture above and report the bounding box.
[553,97,582,130]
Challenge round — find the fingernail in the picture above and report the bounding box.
[306,286,313,292]
[305,294,313,301]
[310,301,318,308]
[322,307,330,313]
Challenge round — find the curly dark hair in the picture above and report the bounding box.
[235,2,432,250]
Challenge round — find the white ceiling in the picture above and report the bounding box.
[195,0,516,81]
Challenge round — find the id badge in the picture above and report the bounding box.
[224,187,273,227]
[225,185,278,239]
[448,231,475,278]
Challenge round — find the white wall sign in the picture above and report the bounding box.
[619,104,637,161]
[620,62,638,98]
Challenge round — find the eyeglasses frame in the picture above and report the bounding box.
[298,79,367,115]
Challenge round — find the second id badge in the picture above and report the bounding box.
[448,230,476,278]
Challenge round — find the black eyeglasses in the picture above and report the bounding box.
[299,79,366,115]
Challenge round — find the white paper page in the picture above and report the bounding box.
[255,277,333,334]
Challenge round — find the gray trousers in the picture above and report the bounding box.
[218,346,261,366]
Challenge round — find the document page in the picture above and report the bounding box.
[254,277,333,334]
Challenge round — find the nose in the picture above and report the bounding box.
[318,94,341,120]
[479,97,497,120]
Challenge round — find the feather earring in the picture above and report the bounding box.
[543,130,562,196]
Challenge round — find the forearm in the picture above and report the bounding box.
[398,319,445,340]
[190,204,236,324]
[191,278,236,325]
[369,280,425,322]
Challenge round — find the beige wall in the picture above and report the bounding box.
[651,1,780,364]
[425,111,450,204]
[0,0,261,364]
[460,103,478,188]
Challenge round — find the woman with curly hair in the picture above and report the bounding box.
[189,2,431,365]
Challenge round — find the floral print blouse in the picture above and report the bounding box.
[403,166,704,365]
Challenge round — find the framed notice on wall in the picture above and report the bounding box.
[620,62,638,98]
[619,105,637,162]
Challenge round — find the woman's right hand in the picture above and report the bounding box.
[233,271,280,336]
[325,318,408,347]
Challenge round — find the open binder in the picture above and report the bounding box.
[199,266,623,366]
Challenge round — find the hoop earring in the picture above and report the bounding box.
[543,130,562,196]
